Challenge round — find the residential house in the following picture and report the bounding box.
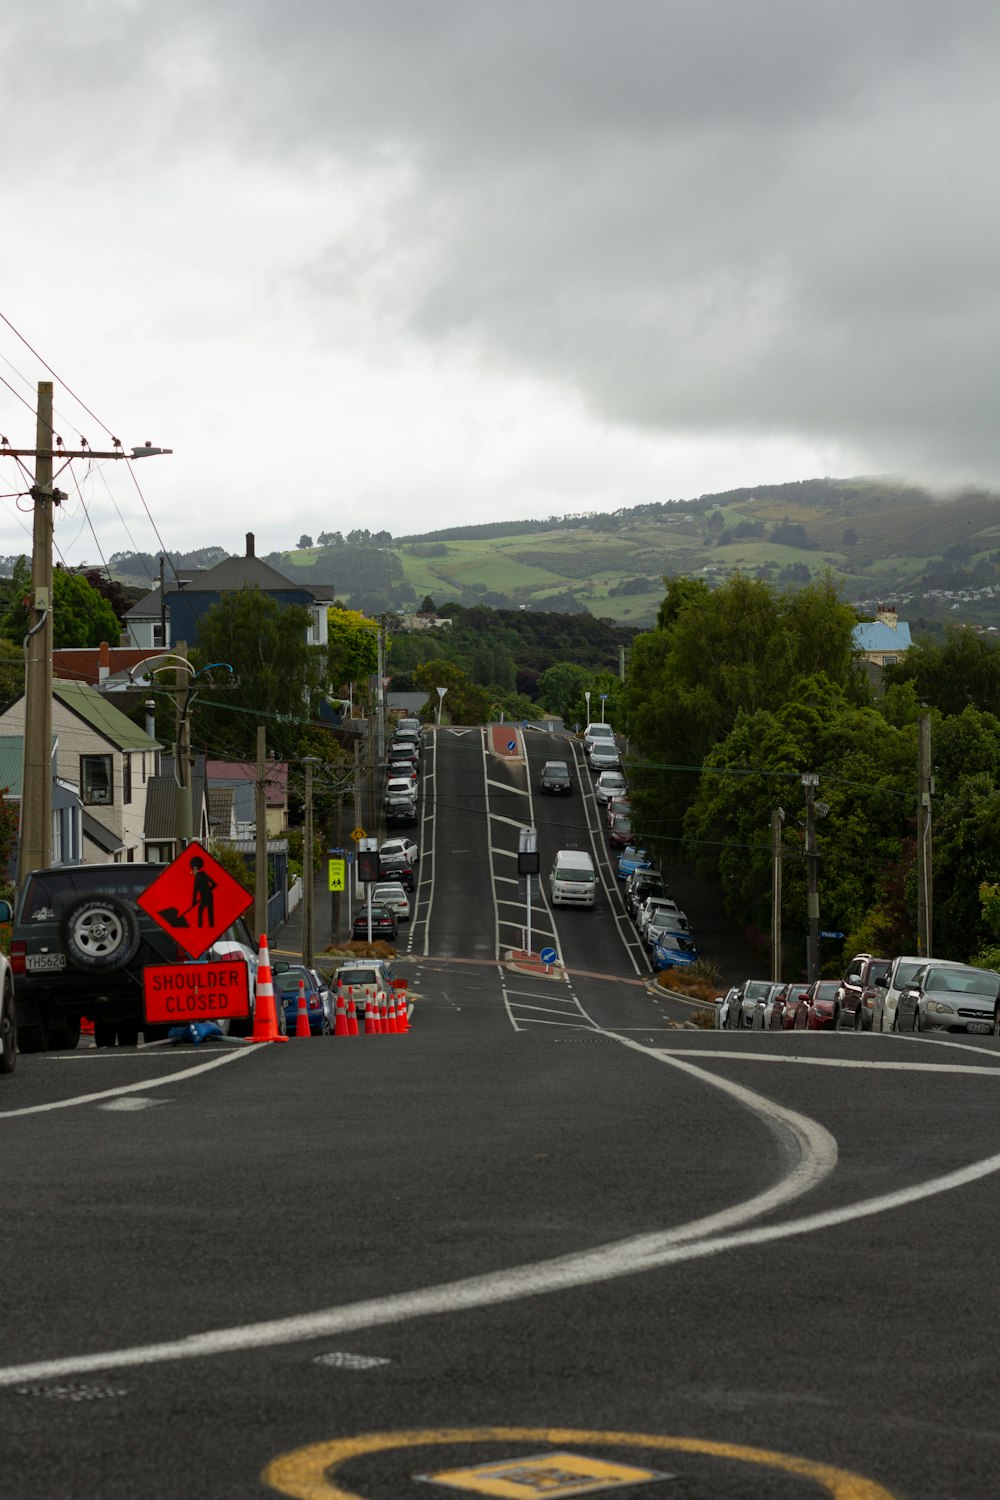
[0,734,83,873]
[853,604,913,668]
[205,760,289,838]
[123,534,334,650]
[0,680,161,864]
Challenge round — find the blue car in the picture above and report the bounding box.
[274,963,331,1036]
[617,845,653,880]
[650,933,700,972]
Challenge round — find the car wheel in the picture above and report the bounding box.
[912,1007,921,1034]
[891,1008,900,1034]
[116,1022,139,1048]
[0,983,16,1074]
[46,1014,81,1050]
[854,1006,864,1032]
[994,1007,1000,1038]
[61,896,141,972]
[93,1019,117,1049]
[833,1006,843,1030]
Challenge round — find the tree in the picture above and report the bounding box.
[884,628,1000,718]
[298,534,314,549]
[420,595,437,613]
[0,559,120,649]
[0,638,24,713]
[537,662,592,724]
[413,659,492,724]
[327,607,379,691]
[190,588,328,759]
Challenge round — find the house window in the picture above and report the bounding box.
[80,754,113,806]
[882,655,897,665]
[123,753,132,804]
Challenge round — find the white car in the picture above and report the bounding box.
[589,745,621,773]
[595,770,627,805]
[873,954,968,1033]
[637,894,686,941]
[370,881,411,923]
[380,836,419,864]
[331,958,395,1020]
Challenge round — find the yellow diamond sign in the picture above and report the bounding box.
[351,826,366,842]
[416,1453,674,1500]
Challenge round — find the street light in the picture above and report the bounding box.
[599,692,608,723]
[584,690,591,726]
[436,686,448,726]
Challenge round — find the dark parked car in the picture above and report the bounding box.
[607,812,634,850]
[539,760,573,795]
[625,869,666,919]
[352,904,398,942]
[274,963,331,1036]
[385,798,418,827]
[835,953,891,1030]
[378,853,415,890]
[8,862,258,1050]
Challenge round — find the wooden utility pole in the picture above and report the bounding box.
[2,388,170,884]
[19,382,55,882]
[302,758,317,969]
[802,773,820,983]
[917,712,933,956]
[174,640,193,847]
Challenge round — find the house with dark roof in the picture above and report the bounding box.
[0,680,161,864]
[123,534,334,650]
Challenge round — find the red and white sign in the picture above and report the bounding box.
[137,840,253,960]
[143,958,250,1025]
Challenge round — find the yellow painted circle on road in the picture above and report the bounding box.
[351,827,366,842]
[262,1426,897,1500]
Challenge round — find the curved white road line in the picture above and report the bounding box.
[0,1046,254,1120]
[0,1043,835,1386]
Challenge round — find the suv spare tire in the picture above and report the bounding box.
[61,896,141,971]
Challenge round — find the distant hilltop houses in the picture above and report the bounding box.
[852,604,912,668]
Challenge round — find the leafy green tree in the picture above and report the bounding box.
[413,659,492,724]
[0,638,24,713]
[0,558,120,648]
[190,588,328,759]
[884,628,1000,717]
[537,662,592,724]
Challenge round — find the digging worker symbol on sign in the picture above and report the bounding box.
[159,853,217,931]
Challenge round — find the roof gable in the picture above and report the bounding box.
[52,680,160,751]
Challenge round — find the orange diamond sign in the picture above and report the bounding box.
[137,840,253,960]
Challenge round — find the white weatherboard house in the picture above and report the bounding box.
[0,679,161,864]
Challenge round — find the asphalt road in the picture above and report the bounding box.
[4,724,1000,1499]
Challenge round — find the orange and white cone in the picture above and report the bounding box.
[294,977,311,1037]
[364,991,382,1035]
[346,987,359,1037]
[379,991,390,1031]
[333,983,350,1037]
[396,987,409,1032]
[249,934,288,1044]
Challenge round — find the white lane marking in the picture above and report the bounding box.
[653,1050,1000,1075]
[98,1097,165,1112]
[0,1048,255,1119]
[0,1043,835,1386]
[513,1017,598,1029]
[891,1033,1000,1061]
[486,781,530,796]
[488,812,534,830]
[312,1352,390,1370]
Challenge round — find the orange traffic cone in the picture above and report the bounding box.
[346,987,359,1036]
[379,992,390,1031]
[294,977,311,1037]
[364,991,382,1035]
[333,983,350,1037]
[396,986,409,1032]
[249,934,288,1044]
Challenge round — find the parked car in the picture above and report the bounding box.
[638,895,687,943]
[394,717,423,740]
[378,853,415,891]
[274,963,331,1036]
[607,812,634,850]
[539,760,573,795]
[389,740,420,764]
[834,953,891,1030]
[650,932,699,971]
[386,776,417,802]
[752,982,786,1030]
[716,987,738,1028]
[386,759,418,784]
[0,921,16,1074]
[351,904,398,942]
[645,910,691,950]
[583,722,616,758]
[780,983,812,1030]
[370,881,411,923]
[7,862,258,1050]
[872,955,966,1033]
[895,961,1000,1034]
[595,770,627,806]
[605,795,631,829]
[625,869,666,919]
[795,979,842,1030]
[617,846,652,880]
[589,744,621,774]
[727,979,774,1029]
[331,958,394,1020]
[761,982,792,1031]
[380,836,419,865]
[385,798,418,827]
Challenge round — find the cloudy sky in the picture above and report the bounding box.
[1,2,997,572]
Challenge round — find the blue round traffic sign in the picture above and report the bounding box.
[506,738,517,752]
[539,946,558,966]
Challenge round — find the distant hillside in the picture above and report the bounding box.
[101,476,1000,628]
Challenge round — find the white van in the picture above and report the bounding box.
[550,849,596,908]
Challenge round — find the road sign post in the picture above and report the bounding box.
[517,827,539,956]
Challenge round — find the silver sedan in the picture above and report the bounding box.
[895,962,1000,1035]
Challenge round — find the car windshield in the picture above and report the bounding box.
[926,967,998,995]
[744,981,772,999]
[815,982,840,999]
[544,763,569,776]
[893,960,923,989]
[554,864,590,881]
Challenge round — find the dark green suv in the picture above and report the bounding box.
[10,863,257,1050]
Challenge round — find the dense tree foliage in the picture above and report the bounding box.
[326,606,379,691]
[0,559,120,649]
[884,628,1000,717]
